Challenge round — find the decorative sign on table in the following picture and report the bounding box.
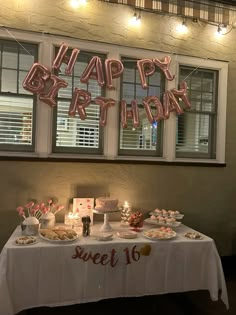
[73,198,94,224]
[72,244,152,267]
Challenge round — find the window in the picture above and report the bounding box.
[119,57,165,157]
[176,66,218,159]
[52,50,105,154]
[0,32,228,164]
[0,40,37,152]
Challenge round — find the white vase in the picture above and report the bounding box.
[40,213,56,229]
[21,217,40,236]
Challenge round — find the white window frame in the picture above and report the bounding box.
[0,29,228,164]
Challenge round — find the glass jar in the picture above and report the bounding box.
[120,201,132,225]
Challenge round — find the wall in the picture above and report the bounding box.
[1,0,236,255]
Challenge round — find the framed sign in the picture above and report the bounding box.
[73,198,94,224]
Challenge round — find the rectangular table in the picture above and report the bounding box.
[0,222,229,315]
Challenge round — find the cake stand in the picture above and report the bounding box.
[93,209,120,232]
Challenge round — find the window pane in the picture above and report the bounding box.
[53,50,105,154]
[0,96,33,145]
[177,66,217,158]
[2,69,17,93]
[0,40,37,152]
[119,57,164,156]
[55,101,100,149]
[120,108,160,151]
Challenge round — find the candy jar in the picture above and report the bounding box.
[129,211,144,231]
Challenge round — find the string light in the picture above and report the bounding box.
[129,12,141,26]
[176,19,188,34]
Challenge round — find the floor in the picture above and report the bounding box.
[18,257,236,315]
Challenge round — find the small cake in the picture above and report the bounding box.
[95,197,119,212]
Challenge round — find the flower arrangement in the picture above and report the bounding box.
[16,199,65,224]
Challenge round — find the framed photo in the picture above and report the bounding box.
[73,198,94,224]
[57,117,68,131]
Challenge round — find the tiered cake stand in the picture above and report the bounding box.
[93,208,120,232]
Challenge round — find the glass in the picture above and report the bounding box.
[120,201,131,225]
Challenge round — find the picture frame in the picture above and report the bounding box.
[73,198,94,224]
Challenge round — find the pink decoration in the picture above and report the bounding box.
[142,96,164,123]
[52,42,80,75]
[39,74,68,107]
[137,59,155,89]
[94,96,116,126]
[105,58,124,89]
[22,63,51,93]
[171,81,191,109]
[121,99,140,128]
[153,56,175,81]
[69,88,91,119]
[80,56,105,87]
[163,91,184,119]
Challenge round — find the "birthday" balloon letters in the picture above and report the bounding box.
[22,43,191,128]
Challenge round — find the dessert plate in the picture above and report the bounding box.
[14,236,37,246]
[93,232,113,241]
[117,231,137,239]
[142,228,176,240]
[145,218,181,227]
[39,233,78,243]
[150,211,184,220]
[184,232,203,240]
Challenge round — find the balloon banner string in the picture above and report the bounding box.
[3,27,34,57]
[2,25,210,91]
[182,57,210,81]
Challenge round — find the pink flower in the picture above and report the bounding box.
[16,206,24,213]
[25,201,34,208]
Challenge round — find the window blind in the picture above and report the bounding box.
[176,66,217,159]
[53,51,104,154]
[119,58,164,156]
[0,40,37,151]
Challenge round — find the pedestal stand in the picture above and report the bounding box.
[93,209,119,232]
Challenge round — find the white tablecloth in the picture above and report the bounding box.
[0,222,229,315]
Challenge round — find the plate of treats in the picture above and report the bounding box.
[15,236,37,246]
[143,227,177,240]
[39,226,78,243]
[117,230,138,239]
[145,216,181,227]
[92,232,113,241]
[150,209,184,220]
[184,231,203,240]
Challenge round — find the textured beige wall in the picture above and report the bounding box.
[1,0,236,255]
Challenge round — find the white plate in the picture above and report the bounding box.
[117,231,137,239]
[39,232,78,243]
[93,232,113,241]
[184,232,203,240]
[145,218,181,227]
[14,236,37,246]
[142,229,177,240]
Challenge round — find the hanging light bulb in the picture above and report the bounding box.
[129,12,141,26]
[176,19,188,34]
[70,0,87,8]
[215,24,227,37]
